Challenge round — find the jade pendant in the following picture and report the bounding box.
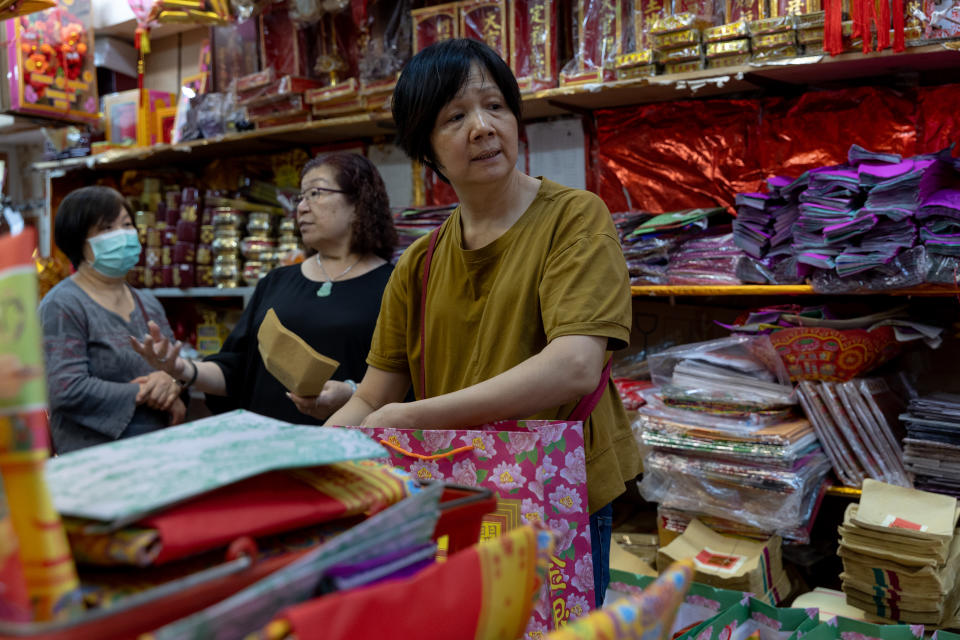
[317,281,333,297]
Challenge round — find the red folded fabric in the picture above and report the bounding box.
[143,472,343,565]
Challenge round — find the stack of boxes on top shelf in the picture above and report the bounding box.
[209,206,277,288]
[129,180,299,290]
[129,183,206,289]
[413,1,558,91]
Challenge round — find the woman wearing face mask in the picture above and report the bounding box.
[130,152,397,424]
[38,186,185,454]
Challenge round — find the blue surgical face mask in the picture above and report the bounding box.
[87,228,141,278]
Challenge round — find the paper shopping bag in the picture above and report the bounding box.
[356,420,594,638]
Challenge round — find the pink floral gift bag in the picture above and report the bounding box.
[355,420,594,638]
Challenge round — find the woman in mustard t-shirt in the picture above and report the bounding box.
[312,38,640,605]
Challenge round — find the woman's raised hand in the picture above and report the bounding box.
[129,320,184,378]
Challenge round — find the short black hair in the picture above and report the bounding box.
[300,152,397,261]
[391,38,521,180]
[54,186,133,268]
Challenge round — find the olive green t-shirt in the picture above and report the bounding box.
[367,178,641,513]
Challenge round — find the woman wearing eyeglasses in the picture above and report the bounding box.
[131,152,397,423]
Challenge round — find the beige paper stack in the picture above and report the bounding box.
[838,479,960,626]
[657,519,790,604]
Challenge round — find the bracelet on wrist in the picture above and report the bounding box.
[178,359,199,388]
[344,379,357,394]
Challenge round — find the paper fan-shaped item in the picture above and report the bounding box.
[257,308,339,396]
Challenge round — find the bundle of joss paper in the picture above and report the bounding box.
[734,144,960,291]
[391,204,456,261]
[665,228,746,286]
[618,208,729,285]
[636,335,831,545]
[901,393,960,497]
[11,410,452,638]
[839,480,960,627]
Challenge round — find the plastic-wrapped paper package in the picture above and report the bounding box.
[639,449,831,533]
[926,252,960,285]
[357,0,411,87]
[638,389,793,434]
[811,245,928,292]
[559,0,624,85]
[648,335,795,409]
[638,419,819,465]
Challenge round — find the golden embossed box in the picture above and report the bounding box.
[705,38,751,55]
[704,20,750,41]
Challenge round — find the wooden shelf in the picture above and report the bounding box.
[631,284,960,297]
[151,286,255,306]
[31,42,959,175]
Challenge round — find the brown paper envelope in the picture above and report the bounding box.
[839,532,946,568]
[841,573,946,602]
[840,509,950,557]
[837,524,950,564]
[842,578,945,610]
[657,519,782,594]
[256,308,339,396]
[854,479,958,539]
[845,592,946,625]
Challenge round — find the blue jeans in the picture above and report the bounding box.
[590,502,613,608]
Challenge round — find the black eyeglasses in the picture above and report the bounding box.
[292,186,347,207]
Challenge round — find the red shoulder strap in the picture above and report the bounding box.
[568,358,613,422]
[418,227,442,400]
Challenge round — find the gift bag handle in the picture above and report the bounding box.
[418,226,611,421]
[380,439,475,461]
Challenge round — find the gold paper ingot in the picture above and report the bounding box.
[704,20,750,42]
[257,308,339,396]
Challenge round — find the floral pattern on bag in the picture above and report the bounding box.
[359,420,593,638]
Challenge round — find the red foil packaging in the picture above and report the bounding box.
[176,220,199,245]
[259,3,311,77]
[412,2,460,53]
[509,0,558,92]
[174,265,196,289]
[725,0,764,22]
[160,265,175,288]
[560,0,624,86]
[634,0,671,49]
[173,242,197,264]
[460,0,509,60]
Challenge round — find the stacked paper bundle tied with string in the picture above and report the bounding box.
[838,479,960,627]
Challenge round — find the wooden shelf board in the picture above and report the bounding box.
[631,284,960,296]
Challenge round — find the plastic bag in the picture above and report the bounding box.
[648,335,795,408]
[638,449,831,533]
[358,0,411,84]
[811,245,928,293]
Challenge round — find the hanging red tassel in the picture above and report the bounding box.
[860,0,876,52]
[824,0,844,55]
[851,0,863,38]
[877,0,892,50]
[892,0,906,51]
